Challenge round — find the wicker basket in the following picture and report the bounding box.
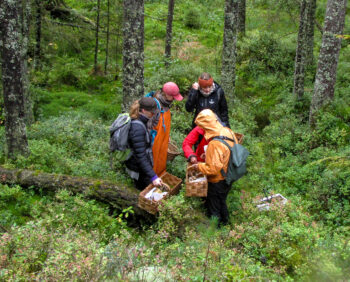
[138,172,182,214]
[234,132,244,144]
[185,164,208,197]
[167,141,181,162]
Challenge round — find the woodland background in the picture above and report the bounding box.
[0,0,349,280]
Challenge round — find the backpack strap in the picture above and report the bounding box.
[213,135,236,144]
[212,137,232,178]
[145,91,166,132]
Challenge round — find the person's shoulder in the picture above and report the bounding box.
[130,119,147,131]
[195,126,205,135]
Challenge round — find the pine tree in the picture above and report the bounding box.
[309,0,347,125]
[0,0,30,159]
[122,0,144,110]
[165,0,175,68]
[221,0,238,103]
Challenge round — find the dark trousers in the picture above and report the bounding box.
[134,172,152,191]
[205,180,231,225]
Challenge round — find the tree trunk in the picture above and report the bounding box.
[104,0,110,74]
[165,0,175,68]
[115,31,120,80]
[21,0,34,126]
[293,0,308,99]
[221,0,238,103]
[94,0,101,74]
[34,0,42,71]
[0,166,147,216]
[0,0,29,159]
[236,0,245,36]
[309,0,347,125]
[305,0,316,66]
[122,0,144,110]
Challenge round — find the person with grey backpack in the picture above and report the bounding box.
[110,97,163,190]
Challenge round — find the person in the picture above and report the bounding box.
[147,82,183,176]
[185,72,230,129]
[124,97,164,190]
[192,109,238,226]
[182,125,208,164]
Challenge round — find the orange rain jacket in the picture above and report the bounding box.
[152,108,171,176]
[195,109,237,183]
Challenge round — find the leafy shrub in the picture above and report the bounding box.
[47,56,88,89]
[228,193,324,278]
[0,223,104,281]
[184,8,201,29]
[155,192,205,240]
[305,152,350,228]
[237,31,295,77]
[145,62,201,96]
[0,185,32,227]
[33,190,126,242]
[11,113,116,180]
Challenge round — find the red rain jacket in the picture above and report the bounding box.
[182,126,208,162]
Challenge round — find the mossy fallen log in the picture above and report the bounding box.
[0,166,148,217]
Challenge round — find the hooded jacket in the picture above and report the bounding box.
[195,109,237,183]
[186,82,230,128]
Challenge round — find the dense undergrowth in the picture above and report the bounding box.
[0,0,349,280]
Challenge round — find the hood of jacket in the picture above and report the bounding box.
[195,109,232,140]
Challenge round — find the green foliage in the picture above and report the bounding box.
[4,113,116,180]
[145,62,201,95]
[34,190,126,242]
[155,191,205,240]
[1,0,349,280]
[0,222,104,280]
[0,185,33,227]
[237,31,295,77]
[184,8,201,29]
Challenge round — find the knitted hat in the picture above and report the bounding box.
[198,77,214,88]
[139,97,158,113]
[162,82,183,101]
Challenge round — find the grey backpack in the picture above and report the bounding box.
[109,113,149,152]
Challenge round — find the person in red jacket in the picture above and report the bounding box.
[182,126,209,164]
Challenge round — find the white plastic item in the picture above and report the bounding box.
[256,193,288,211]
[144,187,168,201]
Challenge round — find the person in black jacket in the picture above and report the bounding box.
[185,72,230,129]
[124,97,163,190]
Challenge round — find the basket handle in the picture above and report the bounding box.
[187,164,197,170]
[160,183,170,192]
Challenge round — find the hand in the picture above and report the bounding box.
[190,156,198,164]
[152,177,163,187]
[192,82,199,90]
[199,153,206,160]
[192,164,199,171]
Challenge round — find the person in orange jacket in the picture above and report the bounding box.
[147,82,183,176]
[192,109,238,226]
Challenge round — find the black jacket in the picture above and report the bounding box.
[125,115,156,181]
[185,82,230,128]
